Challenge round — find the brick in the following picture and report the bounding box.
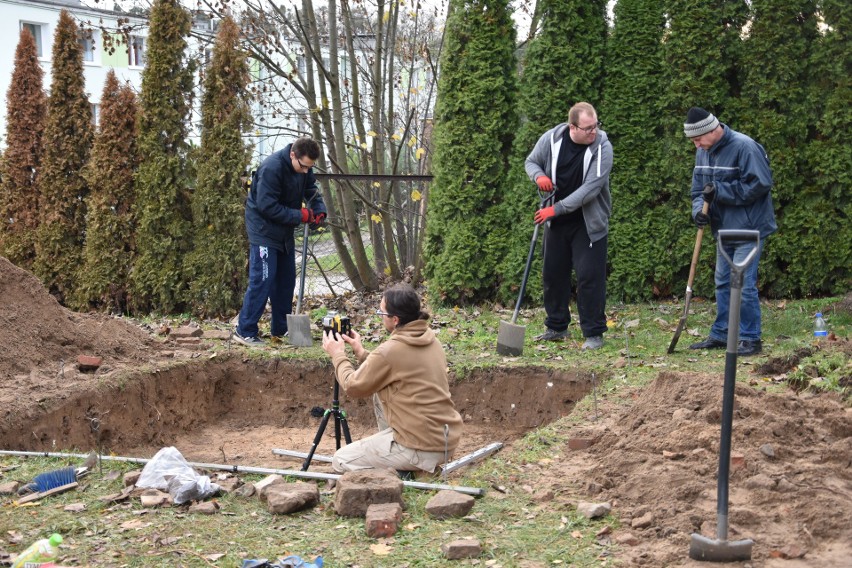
[365,502,403,538]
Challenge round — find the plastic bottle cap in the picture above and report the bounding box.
[48,534,63,546]
[815,312,822,317]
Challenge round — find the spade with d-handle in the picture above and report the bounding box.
[496,189,554,356]
[689,229,759,562]
[668,199,711,353]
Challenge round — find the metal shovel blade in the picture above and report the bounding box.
[287,314,313,347]
[496,320,525,356]
[689,533,753,562]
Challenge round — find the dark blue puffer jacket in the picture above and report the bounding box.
[691,125,777,239]
[245,143,327,253]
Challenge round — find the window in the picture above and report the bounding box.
[78,31,95,63]
[128,35,145,67]
[90,103,99,127]
[21,22,44,58]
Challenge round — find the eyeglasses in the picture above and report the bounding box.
[572,121,601,134]
[375,309,394,317]
[295,156,312,170]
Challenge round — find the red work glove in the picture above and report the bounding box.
[300,207,315,224]
[311,212,326,228]
[534,206,556,225]
[535,176,554,192]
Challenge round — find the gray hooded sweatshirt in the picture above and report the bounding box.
[524,123,613,243]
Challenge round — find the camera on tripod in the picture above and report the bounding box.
[322,310,351,339]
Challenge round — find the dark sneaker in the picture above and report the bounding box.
[582,335,604,350]
[396,470,416,481]
[737,339,762,356]
[232,331,264,346]
[534,328,569,341]
[689,337,726,350]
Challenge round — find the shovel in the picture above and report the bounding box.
[689,229,759,562]
[668,200,711,353]
[496,190,553,356]
[287,221,313,347]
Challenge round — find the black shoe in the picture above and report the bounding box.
[737,339,762,356]
[396,470,416,481]
[689,337,726,350]
[534,328,568,341]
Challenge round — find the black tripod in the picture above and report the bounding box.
[302,377,352,471]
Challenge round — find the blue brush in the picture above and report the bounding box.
[32,466,77,492]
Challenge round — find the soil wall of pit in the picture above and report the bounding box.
[0,356,593,463]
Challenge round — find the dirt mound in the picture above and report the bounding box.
[565,371,852,566]
[0,255,158,402]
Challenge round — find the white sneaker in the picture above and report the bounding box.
[582,335,603,350]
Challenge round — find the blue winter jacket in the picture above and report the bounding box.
[245,143,327,254]
[691,125,776,238]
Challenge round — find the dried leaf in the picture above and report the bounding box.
[370,542,393,556]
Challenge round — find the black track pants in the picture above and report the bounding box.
[541,221,608,338]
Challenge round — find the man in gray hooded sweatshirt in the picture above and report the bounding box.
[525,102,613,350]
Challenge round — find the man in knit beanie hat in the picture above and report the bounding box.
[683,107,776,356]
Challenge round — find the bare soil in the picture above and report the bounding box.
[1,256,850,567]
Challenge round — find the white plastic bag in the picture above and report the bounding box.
[136,446,220,505]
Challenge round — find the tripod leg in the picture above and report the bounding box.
[340,411,352,444]
[302,412,332,471]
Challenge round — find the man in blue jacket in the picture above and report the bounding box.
[684,108,776,356]
[234,138,327,345]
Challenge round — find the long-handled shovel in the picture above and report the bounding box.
[287,221,313,347]
[689,229,760,562]
[668,200,711,354]
[496,190,553,356]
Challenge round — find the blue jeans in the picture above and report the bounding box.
[709,239,765,342]
[236,244,296,338]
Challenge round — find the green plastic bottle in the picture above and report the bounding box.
[11,533,62,568]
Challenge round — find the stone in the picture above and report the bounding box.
[662,450,685,460]
[189,501,219,514]
[266,482,320,515]
[216,476,243,493]
[255,474,286,499]
[202,329,233,340]
[744,474,776,490]
[568,438,593,450]
[425,490,475,519]
[77,355,103,372]
[334,469,404,518]
[234,483,256,498]
[170,326,203,338]
[631,511,654,529]
[0,481,20,494]
[365,502,403,538]
[441,539,481,560]
[140,489,171,507]
[614,532,639,546]
[123,470,141,487]
[576,501,612,520]
[759,443,775,458]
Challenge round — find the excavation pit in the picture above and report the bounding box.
[1,357,594,473]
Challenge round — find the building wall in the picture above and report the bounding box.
[0,0,149,146]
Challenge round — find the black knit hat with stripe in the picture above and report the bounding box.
[684,107,720,138]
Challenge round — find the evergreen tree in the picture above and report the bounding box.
[130,0,196,313]
[425,0,518,304]
[0,28,46,270]
[185,16,252,317]
[33,10,93,302]
[496,0,608,304]
[657,0,748,299]
[794,0,851,295]
[602,0,668,301]
[734,0,821,297]
[77,71,139,312]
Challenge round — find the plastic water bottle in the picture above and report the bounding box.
[11,533,62,568]
[814,313,827,340]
